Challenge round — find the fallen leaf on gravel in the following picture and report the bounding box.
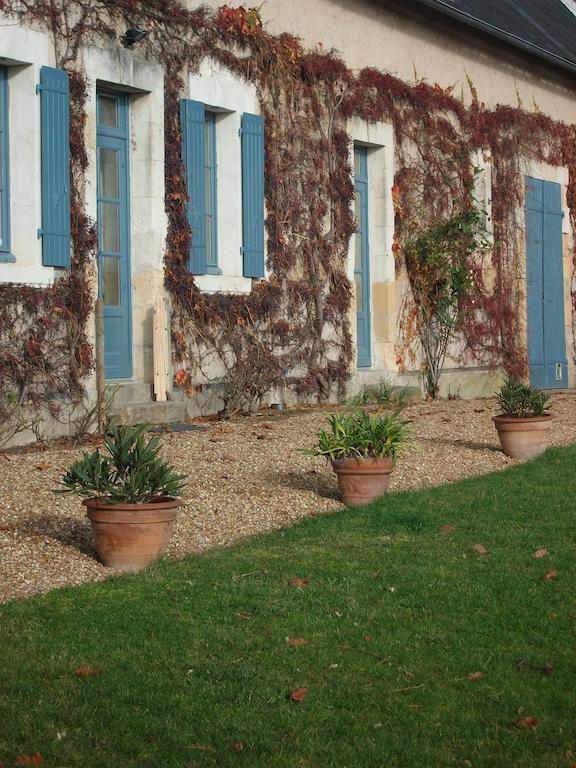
[290,687,308,702]
[260,423,273,429]
[289,577,309,588]
[473,543,488,555]
[468,671,484,681]
[439,524,456,534]
[209,437,222,443]
[544,570,558,581]
[74,666,102,677]
[516,716,540,729]
[35,463,50,471]
[222,453,236,461]
[543,662,554,676]
[474,408,485,413]
[532,548,549,558]
[288,637,308,647]
[230,741,244,752]
[14,755,44,766]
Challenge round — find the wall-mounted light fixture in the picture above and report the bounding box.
[121,26,148,47]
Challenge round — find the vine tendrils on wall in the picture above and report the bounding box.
[0,0,575,430]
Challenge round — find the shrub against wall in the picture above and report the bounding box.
[1,0,575,422]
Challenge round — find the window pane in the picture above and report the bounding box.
[98,95,118,128]
[99,148,119,199]
[102,255,120,306]
[204,166,212,215]
[354,149,361,177]
[205,217,212,264]
[100,202,120,253]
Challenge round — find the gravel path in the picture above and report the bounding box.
[2,393,575,603]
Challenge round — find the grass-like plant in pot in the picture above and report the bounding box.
[493,378,552,459]
[303,408,410,507]
[57,424,187,572]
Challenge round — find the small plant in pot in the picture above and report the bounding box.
[303,408,410,507]
[493,378,552,460]
[57,424,186,572]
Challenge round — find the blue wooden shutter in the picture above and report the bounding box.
[180,99,206,275]
[525,176,567,389]
[542,180,567,387]
[39,66,70,268]
[241,113,265,278]
[525,177,545,387]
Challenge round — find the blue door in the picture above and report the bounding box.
[97,91,132,379]
[525,176,567,388]
[354,147,371,368]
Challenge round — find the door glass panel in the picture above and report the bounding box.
[100,202,120,253]
[99,148,119,199]
[102,255,120,306]
[355,273,363,308]
[98,95,118,128]
[354,150,361,177]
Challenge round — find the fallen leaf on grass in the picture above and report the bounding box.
[544,570,558,581]
[74,666,102,677]
[188,744,216,752]
[230,741,244,752]
[473,543,488,555]
[288,637,308,647]
[543,662,554,676]
[439,524,456,534]
[468,671,484,681]
[289,577,309,588]
[14,755,44,766]
[516,716,540,729]
[290,687,308,702]
[532,548,549,559]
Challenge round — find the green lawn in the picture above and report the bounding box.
[2,447,576,768]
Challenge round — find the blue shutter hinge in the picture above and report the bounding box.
[240,246,245,255]
[37,228,44,239]
[238,127,243,137]
[36,84,42,94]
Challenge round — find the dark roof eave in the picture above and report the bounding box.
[413,0,576,78]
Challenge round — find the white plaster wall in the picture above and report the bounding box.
[197,0,576,121]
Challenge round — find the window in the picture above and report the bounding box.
[204,111,218,271]
[0,66,13,262]
[180,99,264,279]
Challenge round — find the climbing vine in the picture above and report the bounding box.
[0,0,575,431]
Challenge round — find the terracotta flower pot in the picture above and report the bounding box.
[331,457,394,507]
[493,414,553,460]
[83,496,181,572]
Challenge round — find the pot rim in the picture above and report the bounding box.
[82,496,182,512]
[331,456,395,468]
[493,413,553,424]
